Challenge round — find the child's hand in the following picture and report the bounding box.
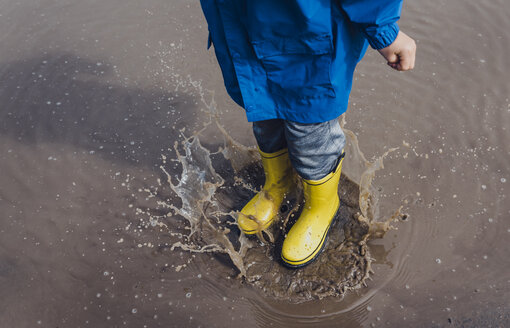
[377,31,416,71]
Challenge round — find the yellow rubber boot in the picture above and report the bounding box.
[281,152,345,267]
[238,148,294,234]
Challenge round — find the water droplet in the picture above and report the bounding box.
[131,308,138,314]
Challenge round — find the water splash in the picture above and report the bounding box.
[130,112,404,302]
[340,115,402,240]
[126,66,405,301]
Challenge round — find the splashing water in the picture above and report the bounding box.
[128,74,405,302]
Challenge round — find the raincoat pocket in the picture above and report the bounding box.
[251,34,335,100]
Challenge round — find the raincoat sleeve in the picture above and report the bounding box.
[337,0,403,49]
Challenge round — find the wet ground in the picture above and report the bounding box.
[1,0,509,327]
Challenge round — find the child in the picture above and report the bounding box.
[199,0,416,267]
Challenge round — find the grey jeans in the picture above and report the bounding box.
[252,118,345,180]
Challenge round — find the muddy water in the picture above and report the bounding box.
[0,0,509,327]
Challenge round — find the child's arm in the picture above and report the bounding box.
[338,0,416,71]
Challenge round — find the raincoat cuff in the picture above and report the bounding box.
[364,22,400,50]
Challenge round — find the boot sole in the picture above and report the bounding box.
[240,217,274,235]
[240,194,293,234]
[280,206,339,268]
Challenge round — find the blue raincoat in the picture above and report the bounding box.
[200,0,402,123]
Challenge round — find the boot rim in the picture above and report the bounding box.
[259,147,288,159]
[302,152,345,186]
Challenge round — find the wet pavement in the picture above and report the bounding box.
[0,0,509,327]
